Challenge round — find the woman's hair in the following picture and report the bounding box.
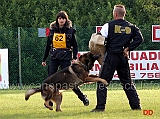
[56,11,69,20]
[55,11,70,27]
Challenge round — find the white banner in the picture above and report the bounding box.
[78,50,160,80]
[0,49,9,89]
[152,25,160,42]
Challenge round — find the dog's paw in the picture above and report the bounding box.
[44,103,53,110]
[56,109,62,112]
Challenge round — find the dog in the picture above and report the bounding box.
[25,52,108,111]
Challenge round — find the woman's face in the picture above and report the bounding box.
[58,17,66,27]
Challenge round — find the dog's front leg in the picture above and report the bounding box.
[44,100,53,110]
[52,92,62,112]
[84,76,108,85]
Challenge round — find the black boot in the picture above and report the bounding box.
[90,108,105,112]
[91,82,107,112]
[123,83,141,110]
[72,87,89,106]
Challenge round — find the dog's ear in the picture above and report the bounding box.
[78,54,83,61]
[87,52,93,56]
[93,54,101,60]
[79,55,82,59]
[87,52,101,60]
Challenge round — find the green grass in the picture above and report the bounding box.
[0,88,160,119]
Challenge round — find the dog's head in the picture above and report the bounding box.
[79,52,101,70]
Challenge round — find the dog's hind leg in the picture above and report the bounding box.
[52,92,62,112]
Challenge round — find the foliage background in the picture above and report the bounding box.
[0,0,160,85]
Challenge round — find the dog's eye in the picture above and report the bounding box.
[85,59,90,63]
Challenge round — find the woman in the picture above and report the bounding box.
[42,11,89,106]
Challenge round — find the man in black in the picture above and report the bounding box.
[91,4,144,112]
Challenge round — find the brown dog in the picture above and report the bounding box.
[25,52,108,111]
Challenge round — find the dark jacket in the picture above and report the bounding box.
[42,21,78,61]
[106,19,144,53]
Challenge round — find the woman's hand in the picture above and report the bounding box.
[42,62,46,66]
[71,59,77,64]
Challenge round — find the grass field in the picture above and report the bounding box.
[0,86,160,119]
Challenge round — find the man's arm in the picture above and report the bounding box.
[128,25,144,51]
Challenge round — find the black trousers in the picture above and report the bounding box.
[48,60,86,101]
[96,53,140,109]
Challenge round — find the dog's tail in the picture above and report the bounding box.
[85,75,108,85]
[25,87,41,101]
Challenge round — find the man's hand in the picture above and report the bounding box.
[123,47,130,60]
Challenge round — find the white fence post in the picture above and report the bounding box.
[18,27,22,89]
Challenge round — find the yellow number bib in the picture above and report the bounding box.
[52,33,66,48]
